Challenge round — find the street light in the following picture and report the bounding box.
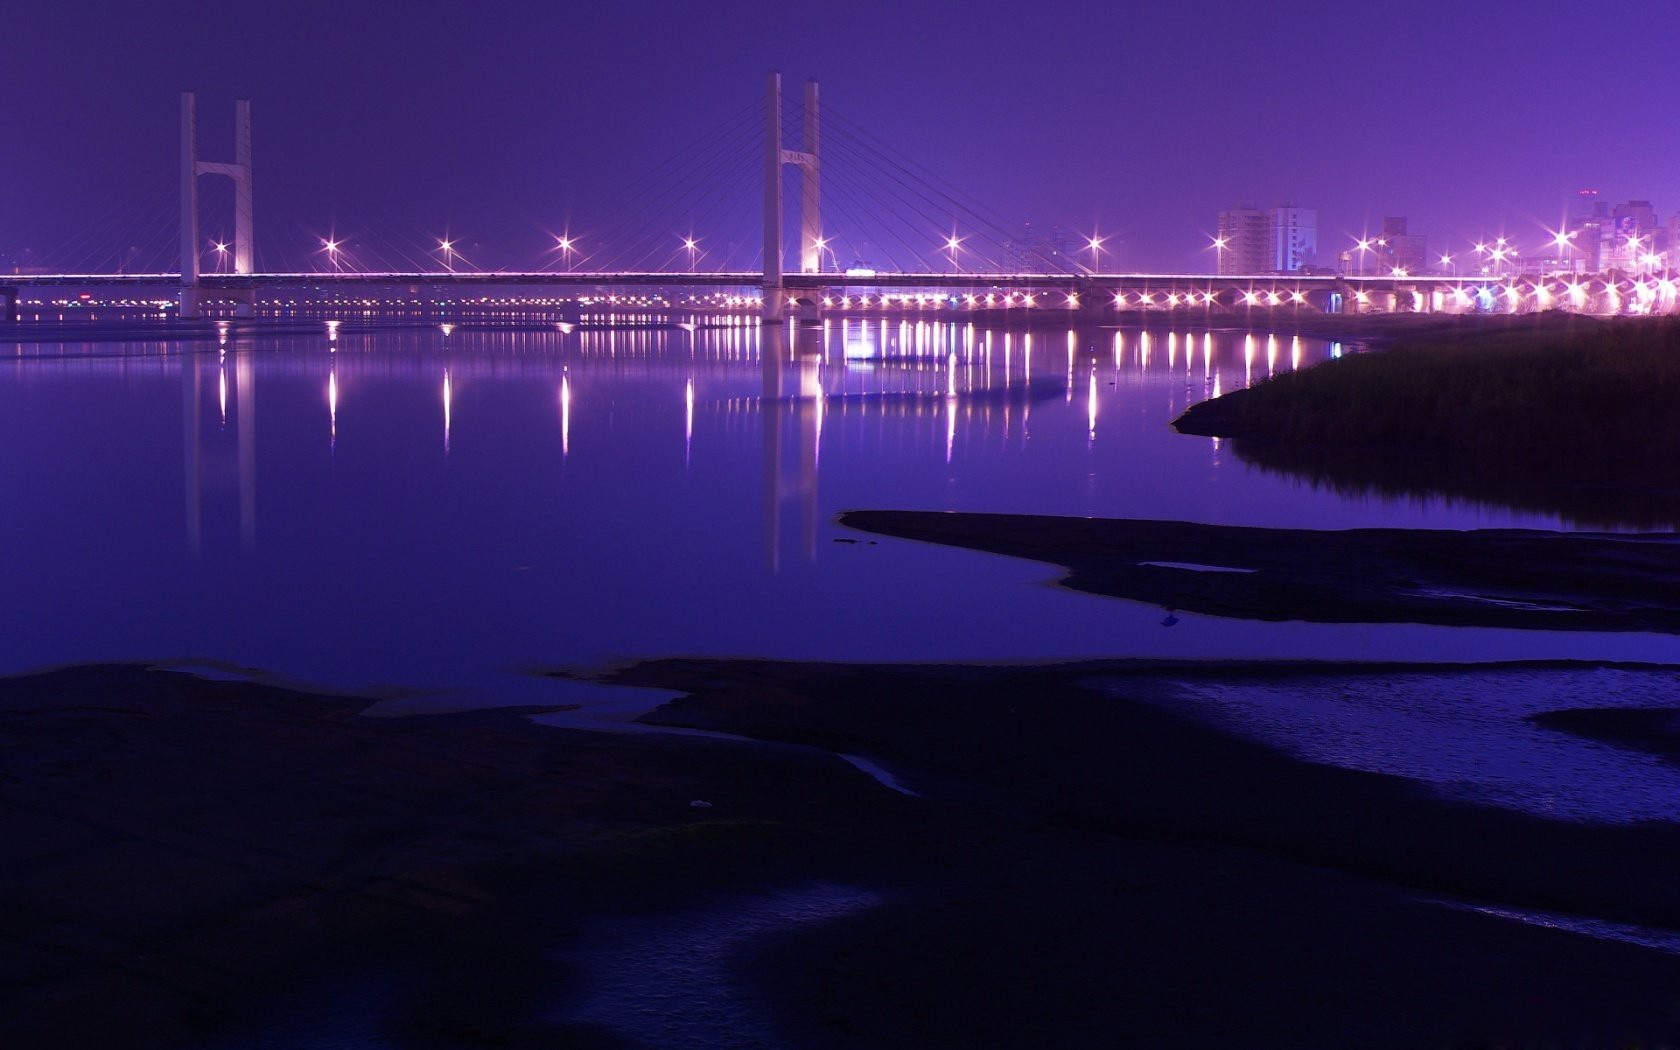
[556,235,575,272]
[943,233,963,270]
[682,235,700,272]
[1210,235,1228,273]
[211,240,229,273]
[1354,238,1373,276]
[812,235,837,272]
[1085,233,1105,271]
[438,237,456,274]
[322,237,342,273]
[1439,252,1455,276]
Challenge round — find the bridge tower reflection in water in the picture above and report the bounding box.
[182,333,257,554]
[761,323,823,571]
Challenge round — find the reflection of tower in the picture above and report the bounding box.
[238,353,256,546]
[181,354,258,553]
[761,324,823,571]
[182,358,201,555]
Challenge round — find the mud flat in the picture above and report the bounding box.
[841,508,1680,631]
[10,660,1680,1046]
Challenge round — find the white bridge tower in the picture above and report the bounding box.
[180,92,253,318]
[763,72,820,321]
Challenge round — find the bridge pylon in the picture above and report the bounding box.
[763,72,820,321]
[180,92,254,318]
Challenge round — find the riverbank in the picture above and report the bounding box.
[839,509,1680,630]
[10,661,1680,1047]
[1173,314,1680,526]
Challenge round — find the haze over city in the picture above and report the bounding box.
[6,0,1679,272]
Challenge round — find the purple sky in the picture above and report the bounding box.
[4,1,1677,273]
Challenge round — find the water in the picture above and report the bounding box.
[4,314,1680,817]
[1108,667,1680,823]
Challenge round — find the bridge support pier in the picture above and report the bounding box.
[763,71,819,321]
[182,92,253,322]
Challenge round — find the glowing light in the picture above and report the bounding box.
[442,368,452,453]
[560,372,571,457]
[1087,367,1098,441]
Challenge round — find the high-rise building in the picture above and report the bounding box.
[1604,200,1659,272]
[1216,205,1316,275]
[1271,207,1317,273]
[1378,217,1427,276]
[1216,207,1270,274]
[1005,222,1078,273]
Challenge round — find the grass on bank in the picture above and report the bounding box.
[1175,315,1680,466]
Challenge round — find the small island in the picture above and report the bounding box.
[1173,314,1680,527]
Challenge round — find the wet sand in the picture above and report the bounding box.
[841,509,1680,631]
[9,662,1680,1047]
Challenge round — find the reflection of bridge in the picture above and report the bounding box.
[3,74,1673,322]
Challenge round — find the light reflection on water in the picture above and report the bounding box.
[2,317,1677,710]
[1109,668,1680,823]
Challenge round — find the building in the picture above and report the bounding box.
[1603,200,1659,272]
[1378,217,1428,276]
[1216,207,1270,274]
[1005,222,1078,273]
[1216,204,1316,275]
[1270,207,1317,273]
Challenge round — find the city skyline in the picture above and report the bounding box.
[5,1,1679,273]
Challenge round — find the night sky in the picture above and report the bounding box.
[5,1,1678,273]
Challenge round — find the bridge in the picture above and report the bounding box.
[3,75,1672,322]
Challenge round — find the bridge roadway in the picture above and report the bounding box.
[0,270,1485,294]
[0,271,1514,320]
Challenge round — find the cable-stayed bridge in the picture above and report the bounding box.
[1,74,1669,322]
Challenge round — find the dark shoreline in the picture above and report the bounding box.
[10,660,1680,1047]
[840,508,1680,632]
[1171,314,1680,527]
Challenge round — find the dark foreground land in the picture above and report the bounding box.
[9,662,1680,1047]
[842,508,1680,632]
[1174,314,1680,527]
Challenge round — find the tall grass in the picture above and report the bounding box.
[1177,316,1680,466]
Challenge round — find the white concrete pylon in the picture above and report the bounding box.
[181,92,254,317]
[763,73,820,321]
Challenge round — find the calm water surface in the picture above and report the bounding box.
[4,315,1678,818]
